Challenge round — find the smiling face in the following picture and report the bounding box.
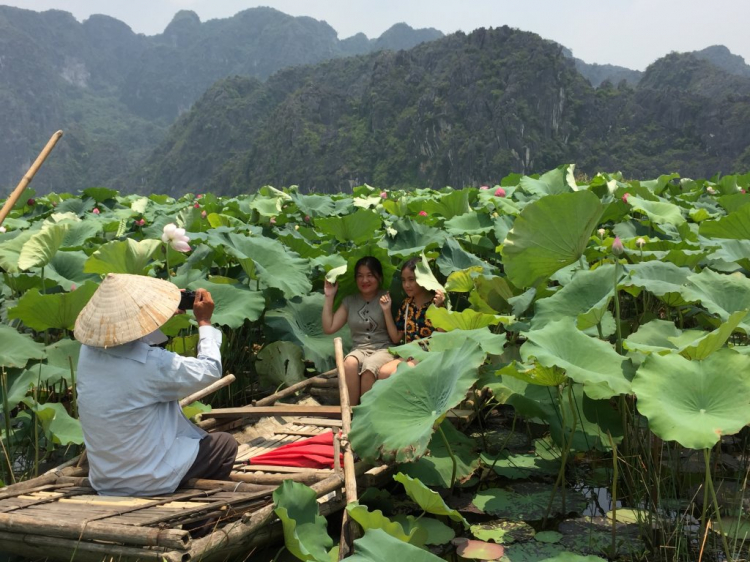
[356,265,380,297]
[401,267,426,299]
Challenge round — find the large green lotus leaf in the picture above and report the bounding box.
[674,309,746,360]
[393,473,468,526]
[44,251,100,290]
[393,515,454,546]
[171,245,215,288]
[60,221,102,249]
[706,239,750,271]
[417,189,470,219]
[273,480,332,562]
[350,340,485,463]
[437,237,491,276]
[398,420,480,487]
[557,518,645,557]
[446,267,483,293]
[84,238,161,275]
[699,203,750,239]
[633,350,750,449]
[255,341,306,387]
[480,451,559,480]
[502,191,605,288]
[2,272,56,296]
[223,233,311,298]
[473,482,586,521]
[470,520,536,544]
[624,319,681,355]
[521,319,633,399]
[414,254,445,295]
[4,365,71,409]
[315,208,382,244]
[44,339,81,371]
[379,217,446,257]
[498,361,567,387]
[289,193,337,218]
[390,328,506,362]
[622,261,692,306]
[426,307,509,331]
[0,324,46,368]
[681,269,750,333]
[328,245,398,309]
[82,187,118,203]
[348,529,443,562]
[532,265,618,330]
[480,374,555,421]
[8,281,98,331]
[504,544,607,562]
[23,400,83,445]
[444,211,495,236]
[346,503,426,546]
[519,166,575,196]
[187,279,264,329]
[265,294,351,372]
[17,224,70,271]
[0,230,36,273]
[627,196,686,227]
[474,275,518,315]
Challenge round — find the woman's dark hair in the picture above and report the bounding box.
[354,256,383,282]
[402,257,420,272]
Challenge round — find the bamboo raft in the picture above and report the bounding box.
[0,362,389,561]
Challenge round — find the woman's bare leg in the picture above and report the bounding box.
[359,370,376,398]
[378,359,402,380]
[344,357,361,406]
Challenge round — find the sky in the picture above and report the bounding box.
[3,0,750,71]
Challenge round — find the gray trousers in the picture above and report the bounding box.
[179,432,238,485]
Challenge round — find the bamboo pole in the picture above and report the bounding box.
[230,470,329,486]
[253,369,337,407]
[334,337,358,560]
[0,130,63,227]
[208,405,341,419]
[179,374,235,407]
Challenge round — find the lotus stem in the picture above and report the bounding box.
[705,448,734,562]
[1,367,15,484]
[68,356,78,421]
[613,261,623,354]
[608,431,618,558]
[544,382,577,524]
[437,424,457,493]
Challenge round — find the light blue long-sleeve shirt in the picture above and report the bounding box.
[76,325,223,496]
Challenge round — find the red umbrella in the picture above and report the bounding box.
[247,430,343,469]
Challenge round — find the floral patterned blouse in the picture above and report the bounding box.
[395,296,436,343]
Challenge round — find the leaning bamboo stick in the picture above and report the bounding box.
[0,130,63,227]
[334,337,358,560]
[0,512,190,550]
[230,471,329,486]
[208,405,341,419]
[179,374,235,407]
[253,369,337,407]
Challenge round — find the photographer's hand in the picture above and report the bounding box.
[193,289,214,327]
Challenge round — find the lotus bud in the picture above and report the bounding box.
[612,236,624,256]
[597,228,605,237]
[194,203,200,208]
[70,284,76,291]
[270,217,277,225]
[0,226,6,233]
[622,193,630,203]
[706,186,717,195]
[480,185,490,190]
[418,210,428,217]
[636,237,646,248]
[27,198,35,206]
[196,194,203,199]
[92,207,100,214]
[295,225,300,230]
[494,187,506,197]
[201,210,207,219]
[304,215,311,223]
[138,218,146,226]
[380,191,387,199]
[742,189,747,194]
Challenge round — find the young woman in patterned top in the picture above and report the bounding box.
[378,257,445,378]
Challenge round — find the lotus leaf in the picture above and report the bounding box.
[426,307,508,331]
[626,196,686,227]
[182,401,211,421]
[273,480,332,562]
[347,528,443,562]
[498,361,567,387]
[445,267,483,293]
[60,221,102,249]
[187,279,264,329]
[0,231,37,273]
[706,239,750,271]
[390,328,506,362]
[632,349,750,449]
[521,319,633,399]
[414,254,445,295]
[84,238,161,275]
[393,515,455,545]
[290,193,337,218]
[44,339,81,372]
[17,224,70,271]
[470,520,535,544]
[558,518,644,557]
[346,502,426,546]
[8,281,98,331]
[444,211,495,236]
[255,341,306,387]
[536,531,563,543]
[622,261,691,306]
[480,374,554,421]
[398,420,480,487]
[480,451,559,480]
[349,340,485,463]
[82,187,118,202]
[378,217,446,257]
[316,208,382,244]
[393,473,468,526]
[417,189,470,219]
[437,237,490,276]
[502,191,605,288]
[0,324,46,368]
[681,269,750,333]
[519,166,575,196]
[44,251,100,290]
[699,203,750,239]
[265,294,351,372]
[453,537,505,560]
[473,482,587,521]
[331,245,397,308]
[23,400,83,446]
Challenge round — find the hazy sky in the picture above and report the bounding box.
[4,1,750,70]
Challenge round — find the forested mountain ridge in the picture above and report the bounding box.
[135,27,750,195]
[0,5,442,195]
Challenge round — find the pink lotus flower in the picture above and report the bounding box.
[494,187,506,197]
[161,223,191,252]
[418,211,428,217]
[480,185,490,190]
[380,191,387,199]
[196,194,203,199]
[612,236,624,256]
[70,284,76,291]
[194,203,200,208]
[622,193,630,203]
[138,218,146,226]
[201,210,207,219]
[742,189,747,194]
[92,207,100,215]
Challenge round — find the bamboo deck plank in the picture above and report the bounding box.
[208,405,340,419]
[287,417,343,427]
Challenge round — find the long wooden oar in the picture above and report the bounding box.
[334,337,358,559]
[0,130,63,227]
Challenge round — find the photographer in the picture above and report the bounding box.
[74,273,237,497]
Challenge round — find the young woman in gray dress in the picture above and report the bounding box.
[322,256,400,405]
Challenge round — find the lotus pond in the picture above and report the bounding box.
[2,166,750,561]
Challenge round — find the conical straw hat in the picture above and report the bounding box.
[74,273,181,348]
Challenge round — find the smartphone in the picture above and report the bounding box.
[179,290,196,310]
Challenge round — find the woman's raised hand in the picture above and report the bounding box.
[433,290,446,307]
[324,280,339,298]
[379,292,392,311]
